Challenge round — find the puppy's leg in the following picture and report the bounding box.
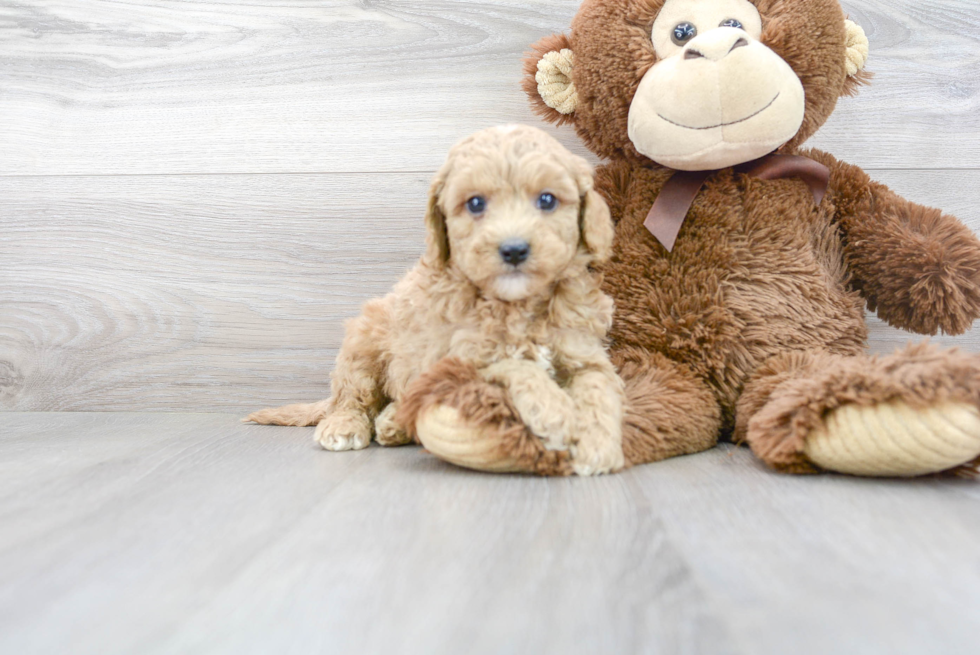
[315,304,390,451]
[480,359,576,451]
[374,402,412,447]
[564,365,625,476]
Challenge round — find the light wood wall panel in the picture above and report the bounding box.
[2,169,978,412]
[2,0,980,411]
[0,0,978,176]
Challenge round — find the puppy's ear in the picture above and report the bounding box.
[523,34,577,126]
[579,189,613,264]
[424,173,450,267]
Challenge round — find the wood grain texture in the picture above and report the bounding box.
[1,413,979,654]
[3,169,979,412]
[0,0,979,175]
[0,173,430,411]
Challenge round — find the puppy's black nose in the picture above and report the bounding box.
[499,240,531,266]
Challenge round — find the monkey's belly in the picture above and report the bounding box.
[605,238,867,412]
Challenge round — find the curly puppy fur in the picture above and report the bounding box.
[247,125,625,474]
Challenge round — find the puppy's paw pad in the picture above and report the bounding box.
[315,413,372,451]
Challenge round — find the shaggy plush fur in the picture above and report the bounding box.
[247,125,625,474]
[509,0,980,475]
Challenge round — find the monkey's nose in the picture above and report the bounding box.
[499,240,531,266]
[683,28,750,62]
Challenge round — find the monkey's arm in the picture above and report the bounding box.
[807,148,980,335]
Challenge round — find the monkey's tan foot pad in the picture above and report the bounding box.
[415,405,572,476]
[804,401,980,477]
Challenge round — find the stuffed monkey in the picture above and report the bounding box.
[406,0,980,477]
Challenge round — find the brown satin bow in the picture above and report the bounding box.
[643,154,831,252]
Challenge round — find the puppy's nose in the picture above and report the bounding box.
[499,239,531,266]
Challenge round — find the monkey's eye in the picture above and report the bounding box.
[671,22,697,46]
[466,196,487,215]
[720,18,743,29]
[536,192,559,212]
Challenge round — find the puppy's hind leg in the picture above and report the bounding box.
[315,302,390,451]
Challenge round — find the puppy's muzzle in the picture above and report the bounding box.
[499,239,531,266]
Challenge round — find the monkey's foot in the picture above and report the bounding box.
[804,401,980,477]
[742,344,980,477]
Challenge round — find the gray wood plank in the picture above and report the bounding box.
[2,413,979,654]
[631,448,980,655]
[2,169,979,412]
[0,173,429,411]
[1,0,979,176]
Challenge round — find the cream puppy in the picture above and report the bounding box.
[246,125,624,476]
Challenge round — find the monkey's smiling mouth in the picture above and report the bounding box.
[658,93,781,131]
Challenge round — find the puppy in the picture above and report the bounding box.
[246,125,624,475]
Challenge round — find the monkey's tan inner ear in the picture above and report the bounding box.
[844,19,869,77]
[536,49,577,115]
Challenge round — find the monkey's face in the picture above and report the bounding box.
[627,0,805,170]
[523,0,869,168]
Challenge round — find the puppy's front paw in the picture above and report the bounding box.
[315,412,372,451]
[571,436,625,476]
[480,360,573,450]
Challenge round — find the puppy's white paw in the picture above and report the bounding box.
[571,437,625,476]
[315,412,372,451]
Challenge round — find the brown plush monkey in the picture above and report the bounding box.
[405,0,980,477]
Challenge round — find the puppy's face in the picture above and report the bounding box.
[428,126,611,302]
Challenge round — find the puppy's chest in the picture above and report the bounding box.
[451,317,558,374]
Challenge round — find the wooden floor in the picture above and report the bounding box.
[4,1,980,652]
[2,412,979,655]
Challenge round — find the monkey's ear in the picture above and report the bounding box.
[842,19,872,96]
[579,189,614,264]
[523,34,577,126]
[424,172,450,267]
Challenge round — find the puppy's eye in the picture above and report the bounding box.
[536,192,559,212]
[671,22,697,46]
[720,18,743,29]
[465,196,487,215]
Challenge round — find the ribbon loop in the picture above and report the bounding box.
[644,154,831,252]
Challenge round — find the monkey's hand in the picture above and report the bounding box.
[809,148,980,335]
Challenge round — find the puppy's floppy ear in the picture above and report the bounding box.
[424,170,450,267]
[523,33,577,126]
[579,189,613,264]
